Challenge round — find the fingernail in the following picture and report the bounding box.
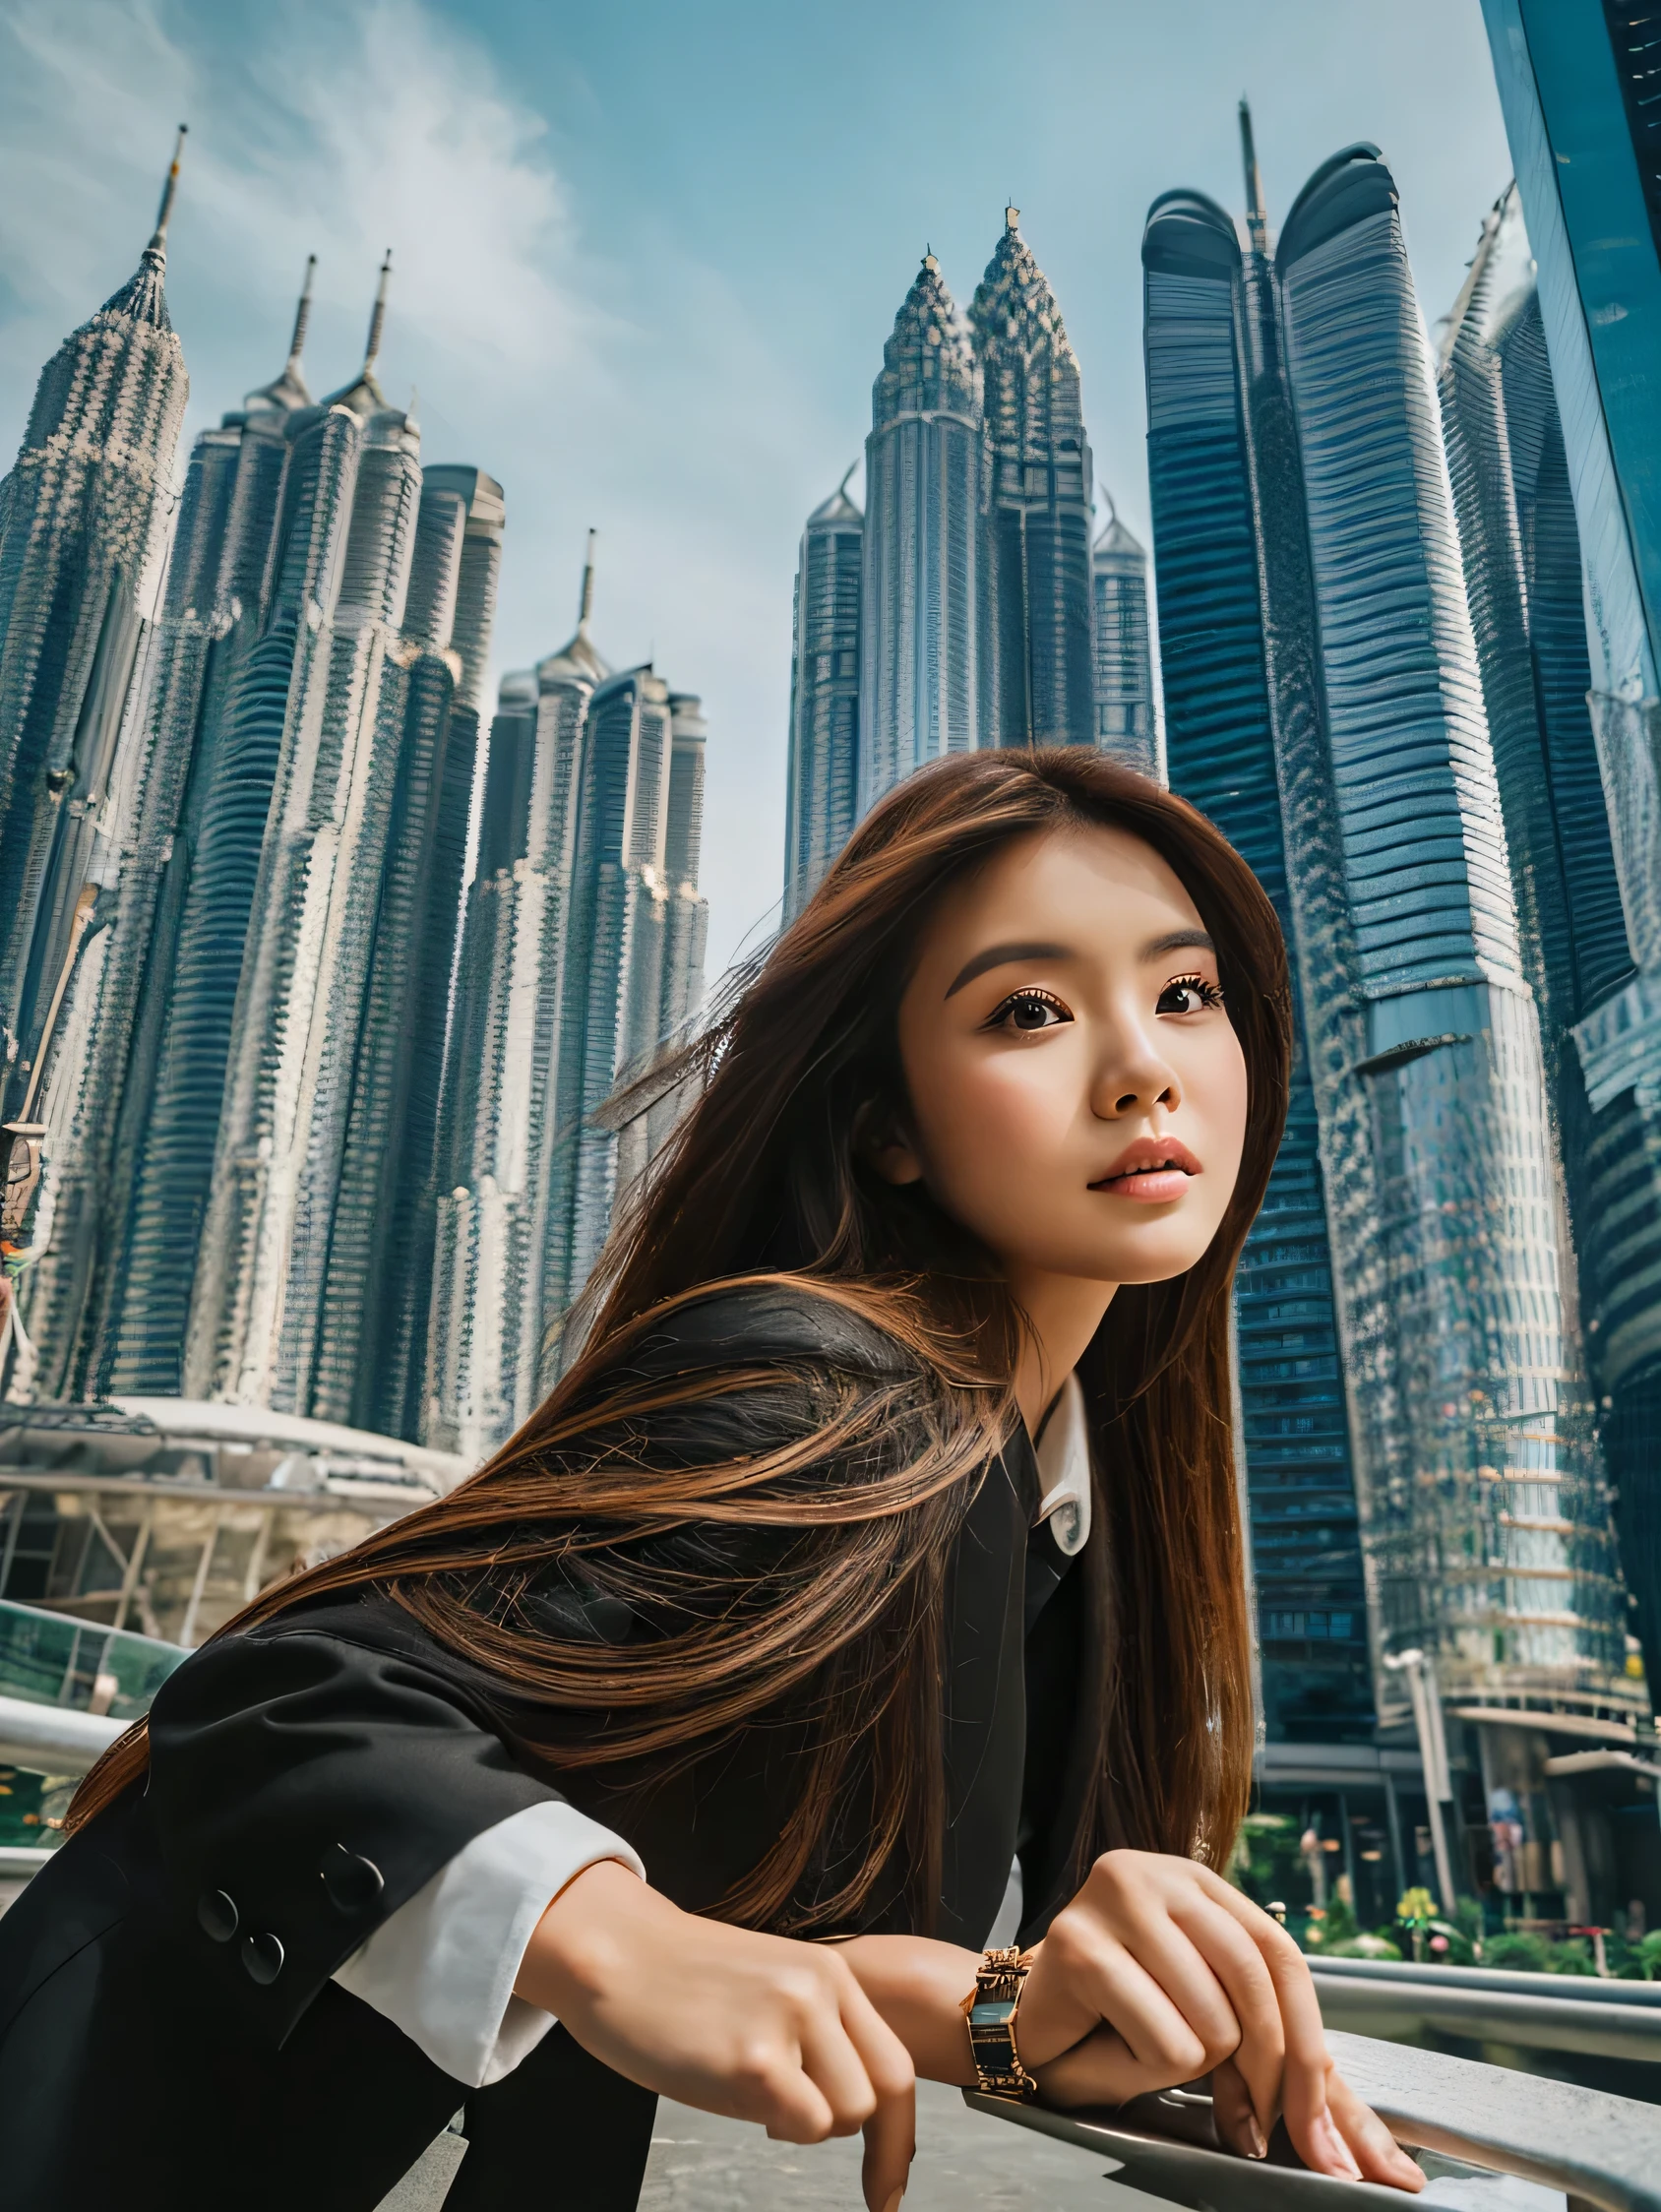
[1245,2116,1267,2160]
[1314,2112,1363,2181]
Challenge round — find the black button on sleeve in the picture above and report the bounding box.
[320,1842,386,1916]
[197,1889,238,1943]
[241,1932,285,1986]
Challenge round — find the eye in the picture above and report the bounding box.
[985,987,1073,1034]
[1158,973,1225,1015]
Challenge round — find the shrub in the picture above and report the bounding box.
[1323,1934,1402,1961]
[1481,1931,1551,1972]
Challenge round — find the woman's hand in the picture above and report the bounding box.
[516,1861,917,2212]
[1019,1850,1423,2191]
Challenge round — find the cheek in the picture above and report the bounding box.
[1192,1028,1251,1192]
[915,1042,1078,1176]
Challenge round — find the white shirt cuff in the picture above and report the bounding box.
[331,1800,645,2088]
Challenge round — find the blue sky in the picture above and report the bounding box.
[0,0,1513,976]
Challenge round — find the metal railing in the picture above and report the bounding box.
[965,2026,1661,2212]
[1312,1953,1661,2067]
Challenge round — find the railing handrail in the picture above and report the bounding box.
[963,2025,1661,2212]
[1312,1950,1661,2007]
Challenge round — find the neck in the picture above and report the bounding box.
[1005,1267,1117,1436]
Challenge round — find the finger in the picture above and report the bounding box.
[1106,1904,1247,2074]
[1163,1892,1286,2131]
[1189,1872,1334,2157]
[1328,2069,1425,2193]
[796,2009,880,2138]
[753,2058,837,2144]
[837,1981,915,2212]
[1028,1919,1212,2081]
[1209,2056,1267,2161]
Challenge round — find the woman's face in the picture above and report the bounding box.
[876,824,1250,1293]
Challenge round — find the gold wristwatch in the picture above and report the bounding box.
[960,1944,1037,2102]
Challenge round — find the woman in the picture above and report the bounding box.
[0,748,1423,2210]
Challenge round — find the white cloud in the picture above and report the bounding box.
[0,0,818,971]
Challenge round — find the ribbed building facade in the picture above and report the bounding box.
[970,208,1096,751]
[18,265,318,1399]
[21,260,503,1434]
[308,464,504,1439]
[1142,184,1373,1749]
[783,481,862,922]
[1143,138,1638,1777]
[0,136,189,1126]
[1482,0,1661,1690]
[1090,502,1158,776]
[858,253,982,813]
[427,552,607,1459]
[425,558,708,1457]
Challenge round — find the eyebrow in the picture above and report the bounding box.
[943,927,1215,1000]
[1141,928,1214,960]
[944,941,1070,999]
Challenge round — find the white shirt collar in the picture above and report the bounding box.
[1033,1370,1091,1557]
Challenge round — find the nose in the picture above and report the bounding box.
[1090,1011,1182,1121]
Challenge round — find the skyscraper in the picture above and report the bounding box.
[180,263,498,1414]
[1090,495,1158,776]
[1142,175,1373,1755]
[783,213,1112,908]
[0,130,190,1125]
[970,208,1096,750]
[425,544,707,1454]
[308,464,505,1439]
[427,545,608,1458]
[1144,123,1639,1901]
[545,664,691,1334]
[1481,0,1661,1686]
[783,476,862,922]
[858,252,982,814]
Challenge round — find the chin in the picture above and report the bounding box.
[1082,1236,1218,1286]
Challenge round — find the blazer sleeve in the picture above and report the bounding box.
[144,1619,570,2050]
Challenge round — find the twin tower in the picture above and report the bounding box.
[783,209,1155,918]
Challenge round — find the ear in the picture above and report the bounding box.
[856,1099,925,1188]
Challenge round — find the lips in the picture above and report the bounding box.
[1090,1137,1200,1201]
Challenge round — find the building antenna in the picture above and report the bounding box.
[286,253,317,373]
[837,460,857,500]
[578,528,597,633]
[362,249,393,375]
[149,123,188,254]
[1098,480,1117,528]
[1239,97,1268,255]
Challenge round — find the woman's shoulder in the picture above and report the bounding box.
[606,1276,925,1390]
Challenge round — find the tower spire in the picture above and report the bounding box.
[363,249,393,374]
[148,123,188,256]
[1239,97,1268,255]
[287,253,317,371]
[578,528,597,632]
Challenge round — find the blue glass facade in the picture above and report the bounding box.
[1483,0,1661,1684]
[1142,192,1372,1744]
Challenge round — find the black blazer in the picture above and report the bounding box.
[0,1286,1100,2212]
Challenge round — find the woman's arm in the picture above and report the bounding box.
[516,1861,917,2212]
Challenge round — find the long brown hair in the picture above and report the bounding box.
[73,748,1289,1930]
